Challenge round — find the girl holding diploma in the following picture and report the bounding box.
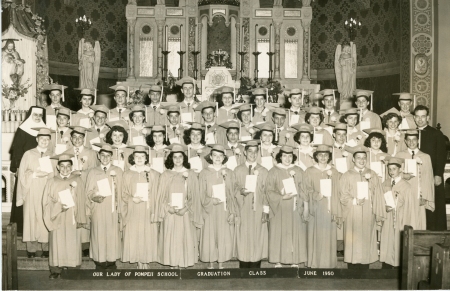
[363,128,391,182]
[233,140,269,268]
[121,145,160,269]
[340,145,386,269]
[394,130,434,230]
[216,86,238,125]
[266,145,308,268]
[183,122,210,173]
[291,123,316,170]
[43,154,85,279]
[380,157,411,268]
[128,105,148,146]
[85,144,123,270]
[304,107,333,146]
[341,108,365,146]
[382,113,407,156]
[105,121,133,172]
[17,128,55,258]
[156,144,202,268]
[253,122,279,170]
[72,88,95,127]
[304,144,341,268]
[145,125,170,173]
[199,144,236,269]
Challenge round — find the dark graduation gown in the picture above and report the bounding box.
[419,125,448,230]
[10,127,39,233]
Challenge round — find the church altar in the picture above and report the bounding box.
[123,0,314,96]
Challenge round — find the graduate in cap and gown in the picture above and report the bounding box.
[394,129,435,230]
[183,122,210,174]
[286,89,307,125]
[85,144,123,269]
[341,108,366,146]
[233,140,269,268]
[291,123,316,171]
[42,84,68,130]
[195,100,226,145]
[161,104,187,145]
[109,85,130,122]
[253,122,279,171]
[395,93,416,130]
[219,120,246,169]
[155,144,202,268]
[85,105,110,149]
[43,154,85,279]
[199,144,237,269]
[319,89,340,125]
[17,128,55,258]
[105,120,133,172]
[10,106,47,233]
[51,107,75,155]
[354,89,382,131]
[304,144,341,268]
[216,86,239,124]
[271,108,296,147]
[380,157,411,268]
[146,85,166,126]
[71,88,96,127]
[380,112,407,156]
[326,122,353,173]
[340,145,386,268]
[236,103,256,142]
[121,145,160,268]
[145,125,170,174]
[305,107,333,146]
[176,77,201,123]
[266,145,308,267]
[251,88,272,125]
[363,128,391,183]
[128,104,148,146]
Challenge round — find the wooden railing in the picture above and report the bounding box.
[2,223,18,290]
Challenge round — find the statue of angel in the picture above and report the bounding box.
[78,38,101,89]
[335,42,356,102]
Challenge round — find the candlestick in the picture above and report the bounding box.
[241,24,244,52]
[162,50,170,82]
[191,51,200,80]
[253,51,261,83]
[194,24,198,51]
[165,25,168,52]
[255,24,258,52]
[267,51,275,81]
[238,51,247,82]
[179,24,183,51]
[269,23,272,53]
[177,51,186,80]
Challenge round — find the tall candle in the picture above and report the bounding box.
[269,23,272,53]
[255,24,258,52]
[194,24,197,51]
[241,24,244,52]
[165,25,168,51]
[180,24,183,51]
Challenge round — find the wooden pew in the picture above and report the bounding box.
[2,223,18,290]
[402,225,450,290]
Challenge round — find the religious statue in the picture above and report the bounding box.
[2,39,25,86]
[78,38,101,89]
[335,42,356,102]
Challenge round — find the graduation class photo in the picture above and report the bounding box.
[2,0,450,290]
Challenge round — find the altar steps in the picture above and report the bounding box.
[15,236,383,270]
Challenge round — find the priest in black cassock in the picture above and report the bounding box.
[413,105,448,230]
[10,106,47,233]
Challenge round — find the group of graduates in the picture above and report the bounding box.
[9,76,448,279]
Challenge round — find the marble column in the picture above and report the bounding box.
[128,19,137,79]
[273,21,282,80]
[201,16,208,71]
[230,17,236,71]
[156,20,165,79]
[301,20,311,83]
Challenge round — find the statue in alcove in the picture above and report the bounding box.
[78,38,101,90]
[335,41,356,102]
[2,39,25,86]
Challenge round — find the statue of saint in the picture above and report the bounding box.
[335,42,356,102]
[78,38,101,89]
[2,39,25,86]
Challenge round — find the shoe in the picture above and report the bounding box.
[82,249,89,257]
[49,273,60,279]
[274,263,282,268]
[27,252,36,258]
[41,251,49,258]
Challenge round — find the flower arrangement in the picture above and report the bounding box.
[221,169,228,179]
[2,78,32,109]
[81,156,88,165]
[234,148,241,155]
[290,170,296,177]
[364,173,371,181]
[70,181,77,189]
[205,50,232,69]
[326,170,333,178]
[182,171,189,180]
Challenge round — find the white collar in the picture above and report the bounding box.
[314,164,331,171]
[153,144,166,151]
[417,125,427,130]
[245,161,257,168]
[334,142,344,149]
[385,129,399,138]
[208,164,226,171]
[101,163,111,171]
[189,144,203,150]
[74,146,84,153]
[169,124,179,130]
[228,142,238,149]
[392,176,402,184]
[78,108,94,114]
[57,127,69,133]
[150,103,160,109]
[173,167,188,173]
[115,107,127,112]
[205,122,215,127]
[407,148,418,155]
[276,163,295,169]
[51,104,61,109]
[19,117,47,137]
[290,107,301,112]
[324,109,335,114]
[354,167,366,172]
[95,125,105,131]
[298,145,314,153]
[36,146,48,153]
[370,148,382,155]
[184,100,194,106]
[261,143,276,150]
[130,165,151,173]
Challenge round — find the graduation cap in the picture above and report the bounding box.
[241,139,261,148]
[69,126,92,135]
[32,127,54,137]
[110,84,128,95]
[206,144,226,154]
[74,88,98,105]
[97,144,114,154]
[279,145,295,154]
[252,88,266,96]
[149,85,162,93]
[56,107,76,119]
[380,107,401,118]
[50,153,75,162]
[194,101,217,112]
[314,144,332,153]
[354,89,374,111]
[42,83,68,102]
[306,106,323,114]
[106,120,129,130]
[160,104,180,114]
[127,145,150,154]
[290,123,314,133]
[363,128,386,136]
[184,122,205,130]
[147,125,166,132]
[385,156,405,167]
[253,122,276,133]
[175,76,196,87]
[167,143,188,153]
[326,122,347,132]
[318,89,336,101]
[220,86,234,95]
[342,108,360,116]
[219,120,240,130]
[90,105,110,116]
[344,145,369,155]
[394,92,416,109]
[270,107,287,117]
